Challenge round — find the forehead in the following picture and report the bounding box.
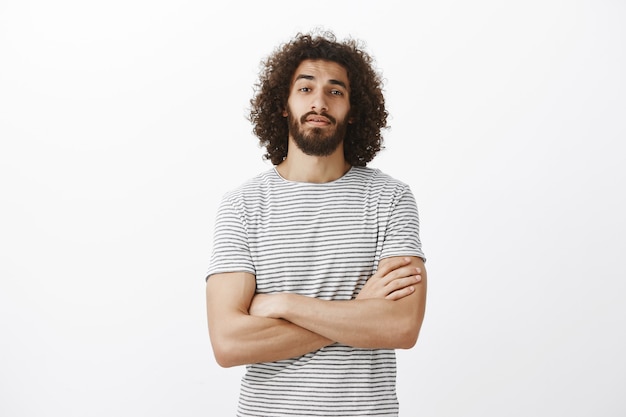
[291,59,350,88]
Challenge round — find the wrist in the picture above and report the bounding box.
[276,293,296,319]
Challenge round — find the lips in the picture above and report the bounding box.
[302,112,335,125]
[306,115,330,124]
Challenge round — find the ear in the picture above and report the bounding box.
[282,109,288,117]
[348,117,355,124]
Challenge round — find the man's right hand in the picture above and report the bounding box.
[356,257,422,301]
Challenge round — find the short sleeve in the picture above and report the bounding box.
[205,195,256,280]
[379,186,426,262]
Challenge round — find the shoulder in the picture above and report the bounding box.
[351,166,411,192]
[221,169,277,202]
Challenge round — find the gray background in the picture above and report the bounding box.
[1,0,624,415]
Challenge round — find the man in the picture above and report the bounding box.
[206,30,427,417]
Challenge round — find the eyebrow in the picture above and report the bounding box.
[295,74,348,90]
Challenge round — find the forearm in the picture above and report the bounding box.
[206,272,332,368]
[249,257,427,349]
[274,293,425,349]
[209,312,332,367]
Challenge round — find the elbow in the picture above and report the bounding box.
[398,327,420,349]
[394,298,426,349]
[213,348,236,368]
[212,344,243,368]
[215,357,238,369]
[394,327,419,349]
[210,336,245,368]
[393,317,423,349]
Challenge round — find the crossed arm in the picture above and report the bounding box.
[205,256,427,368]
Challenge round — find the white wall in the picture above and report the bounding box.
[1,0,624,415]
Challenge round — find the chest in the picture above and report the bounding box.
[245,191,387,299]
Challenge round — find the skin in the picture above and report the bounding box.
[206,59,427,368]
[277,59,353,183]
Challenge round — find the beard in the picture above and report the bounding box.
[287,109,349,157]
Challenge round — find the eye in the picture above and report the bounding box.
[330,89,344,96]
[298,87,311,92]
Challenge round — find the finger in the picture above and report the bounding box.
[374,257,411,278]
[385,285,415,301]
[385,275,421,292]
[374,258,409,278]
[381,266,421,284]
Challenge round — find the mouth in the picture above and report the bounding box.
[303,113,333,126]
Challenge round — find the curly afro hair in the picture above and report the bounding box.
[248,30,388,166]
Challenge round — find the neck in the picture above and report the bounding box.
[276,141,351,183]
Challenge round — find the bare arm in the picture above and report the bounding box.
[249,256,427,349]
[206,271,332,368]
[206,257,421,367]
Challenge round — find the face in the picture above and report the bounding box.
[284,59,352,157]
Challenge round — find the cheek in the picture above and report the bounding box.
[339,104,352,121]
[285,98,303,115]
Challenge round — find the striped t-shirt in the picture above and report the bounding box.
[207,166,425,417]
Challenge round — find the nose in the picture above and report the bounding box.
[310,90,328,112]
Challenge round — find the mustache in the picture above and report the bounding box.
[300,111,336,125]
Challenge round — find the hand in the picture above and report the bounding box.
[356,257,422,301]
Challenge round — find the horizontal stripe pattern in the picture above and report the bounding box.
[207,166,425,416]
